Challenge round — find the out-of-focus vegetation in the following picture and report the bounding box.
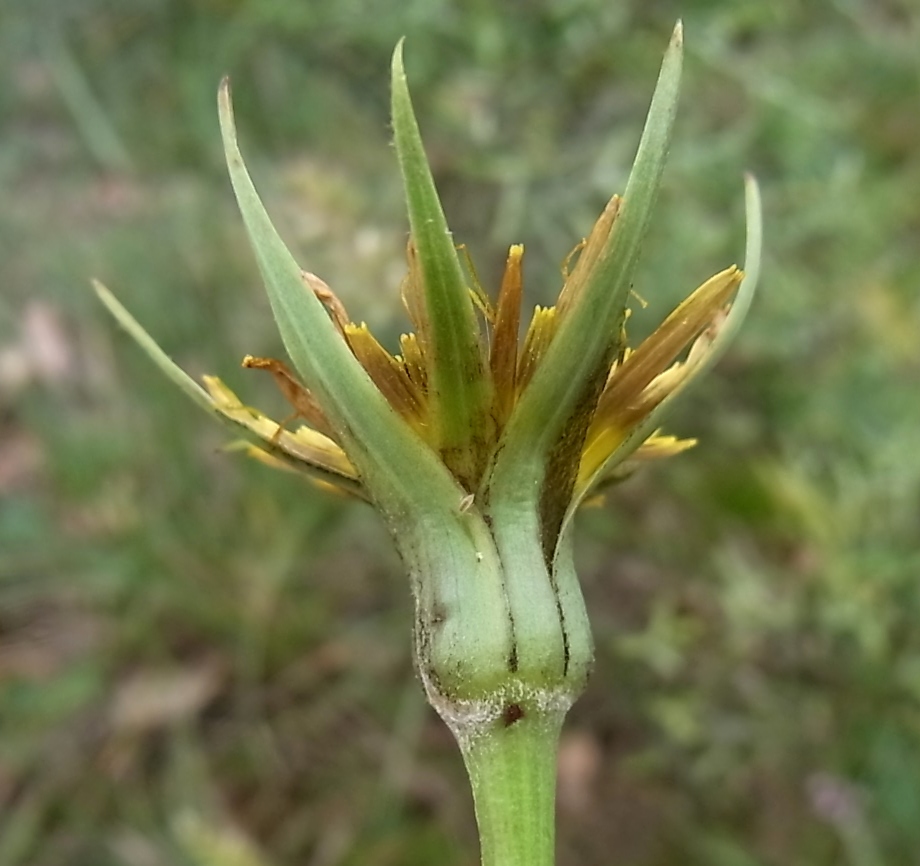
[2,1,918,864]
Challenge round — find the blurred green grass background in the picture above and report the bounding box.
[2,1,919,864]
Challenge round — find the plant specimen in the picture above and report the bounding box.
[96,22,760,866]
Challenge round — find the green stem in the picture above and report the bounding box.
[458,712,563,866]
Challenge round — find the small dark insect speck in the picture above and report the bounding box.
[502,703,525,726]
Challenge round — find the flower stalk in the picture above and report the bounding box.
[95,20,761,865]
[460,711,563,866]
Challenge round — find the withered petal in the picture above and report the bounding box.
[490,244,524,426]
[517,305,558,394]
[555,194,622,319]
[589,265,742,441]
[202,375,363,495]
[344,324,427,432]
[242,354,337,441]
[302,271,350,336]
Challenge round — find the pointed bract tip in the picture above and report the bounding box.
[92,279,120,323]
[391,38,407,80]
[218,76,231,106]
[742,172,763,294]
[92,279,122,315]
[672,20,683,46]
[217,76,239,155]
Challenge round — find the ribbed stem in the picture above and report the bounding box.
[458,712,563,866]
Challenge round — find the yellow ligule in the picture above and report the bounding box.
[517,305,558,394]
[578,432,697,494]
[399,332,427,391]
[577,424,628,488]
[556,194,622,319]
[201,375,359,486]
[344,323,427,430]
[228,442,359,498]
[490,244,524,426]
[590,265,742,441]
[202,376,358,481]
[399,239,430,359]
[632,433,697,461]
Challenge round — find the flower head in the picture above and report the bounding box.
[95,21,762,731]
[96,23,760,557]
